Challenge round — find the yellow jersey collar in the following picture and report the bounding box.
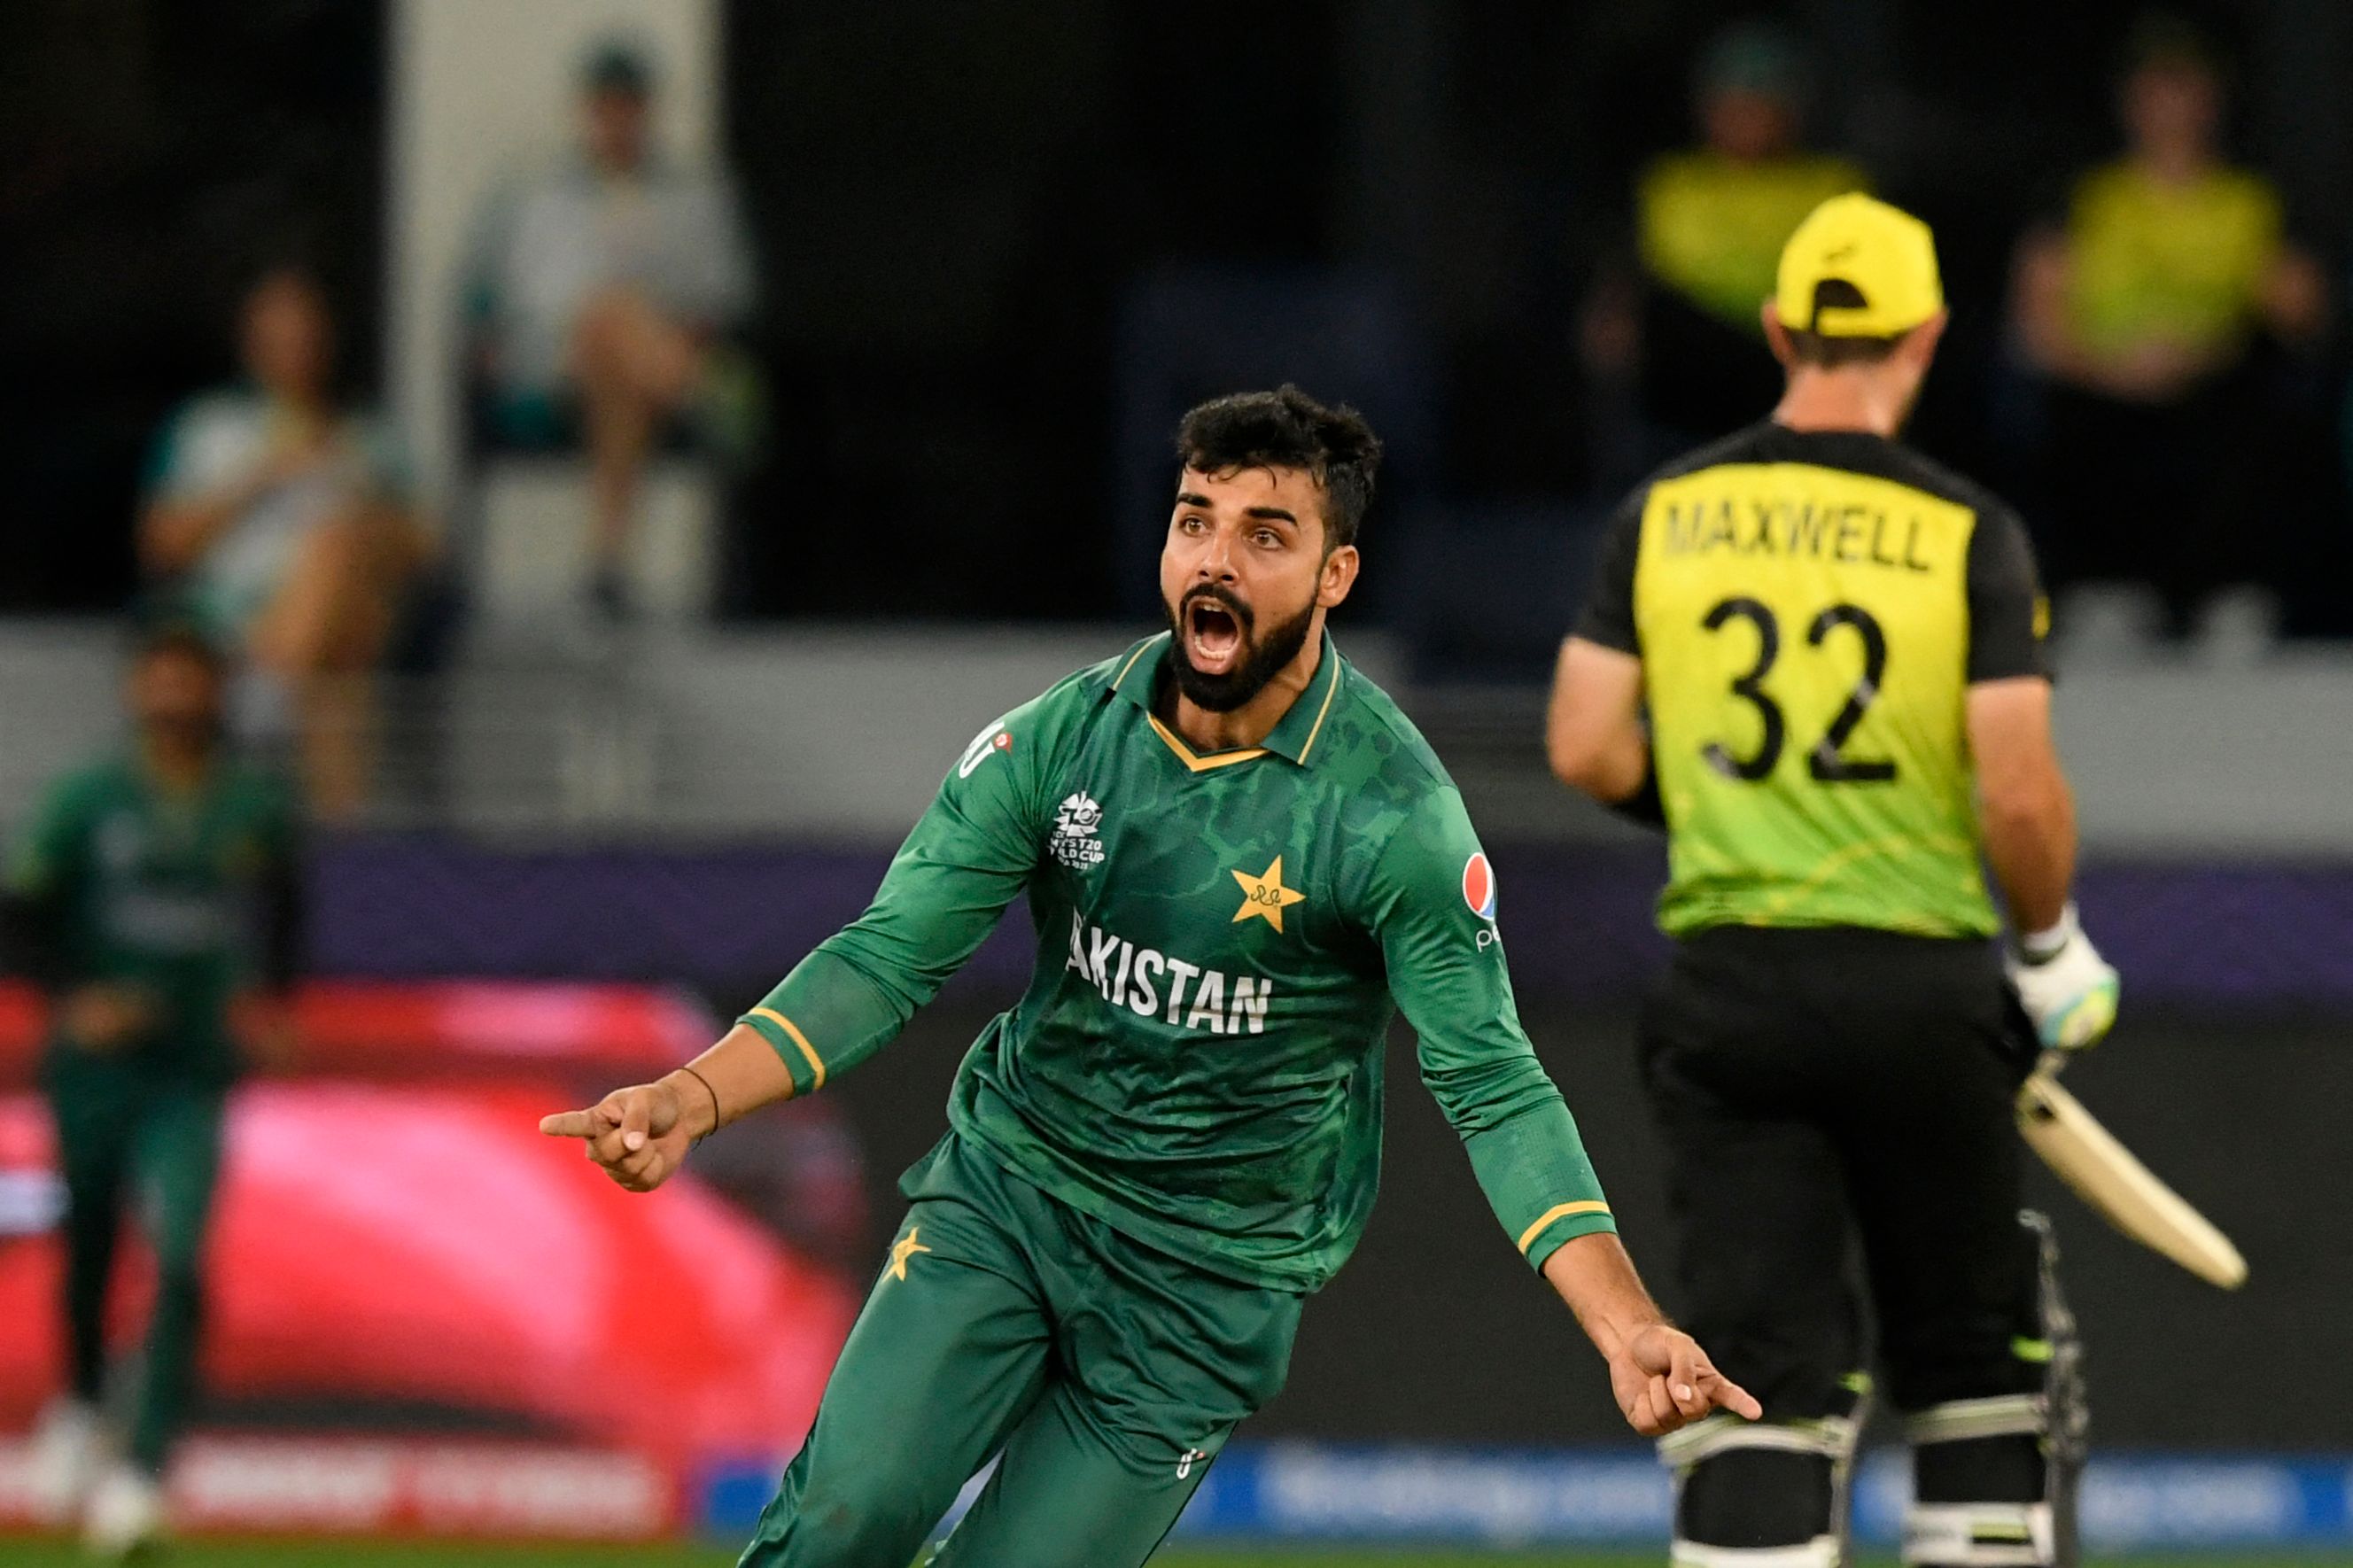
[1108,629,1347,768]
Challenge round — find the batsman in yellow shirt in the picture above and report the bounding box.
[1549,196,2122,1568]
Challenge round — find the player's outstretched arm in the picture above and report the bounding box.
[1364,787,1742,1432]
[1541,1231,1761,1435]
[540,1023,793,1192]
[542,689,1074,1185]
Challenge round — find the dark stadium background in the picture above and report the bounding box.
[12,1,2351,625]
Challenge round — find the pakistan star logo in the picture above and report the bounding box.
[1051,792,1107,869]
[887,1227,930,1282]
[1231,856,1308,934]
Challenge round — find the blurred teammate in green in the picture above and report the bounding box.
[4,625,304,1559]
[545,387,1758,1567]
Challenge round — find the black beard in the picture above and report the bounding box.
[1165,586,1316,713]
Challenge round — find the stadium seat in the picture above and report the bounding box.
[465,457,719,635]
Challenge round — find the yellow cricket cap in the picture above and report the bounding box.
[1774,192,1944,338]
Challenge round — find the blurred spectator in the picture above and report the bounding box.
[139,268,431,821]
[2012,18,2328,638]
[462,37,758,622]
[1583,23,1865,467]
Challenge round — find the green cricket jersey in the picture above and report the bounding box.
[7,752,300,1083]
[742,631,1614,1292]
[1578,423,2051,939]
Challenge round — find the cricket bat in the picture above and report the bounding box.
[2016,1064,2248,1289]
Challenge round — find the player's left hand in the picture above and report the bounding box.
[1609,1324,1761,1436]
[2006,904,2120,1052]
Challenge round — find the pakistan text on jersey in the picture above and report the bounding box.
[1659,495,1937,573]
[1063,914,1274,1036]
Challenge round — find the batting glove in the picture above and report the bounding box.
[2006,904,2120,1052]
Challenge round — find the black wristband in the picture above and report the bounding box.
[680,1064,723,1145]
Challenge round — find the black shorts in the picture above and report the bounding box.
[1639,925,2046,1422]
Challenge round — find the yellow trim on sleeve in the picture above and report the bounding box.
[1517,1200,1613,1254]
[749,1007,827,1092]
[1145,714,1270,772]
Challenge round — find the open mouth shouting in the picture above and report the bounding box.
[1166,581,1315,713]
[1182,590,1251,678]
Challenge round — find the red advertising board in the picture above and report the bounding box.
[0,982,865,1536]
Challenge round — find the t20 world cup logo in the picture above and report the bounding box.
[1051,792,1107,869]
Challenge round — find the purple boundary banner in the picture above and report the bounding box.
[314,835,2353,1010]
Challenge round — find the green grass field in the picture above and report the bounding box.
[0,1543,2342,1568]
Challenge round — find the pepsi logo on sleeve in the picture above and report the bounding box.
[1463,852,1500,946]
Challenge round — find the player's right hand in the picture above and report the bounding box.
[2006,905,2119,1052]
[540,1081,692,1192]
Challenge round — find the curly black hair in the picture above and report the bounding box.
[1174,384,1384,550]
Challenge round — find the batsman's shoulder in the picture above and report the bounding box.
[1863,436,2021,524]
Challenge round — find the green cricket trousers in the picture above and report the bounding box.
[43,1049,228,1474]
[741,1131,1306,1567]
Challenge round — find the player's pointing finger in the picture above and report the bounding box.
[1699,1367,1762,1421]
[540,1109,597,1138]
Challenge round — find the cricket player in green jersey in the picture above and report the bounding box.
[3,625,303,1559]
[545,386,1759,1566]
